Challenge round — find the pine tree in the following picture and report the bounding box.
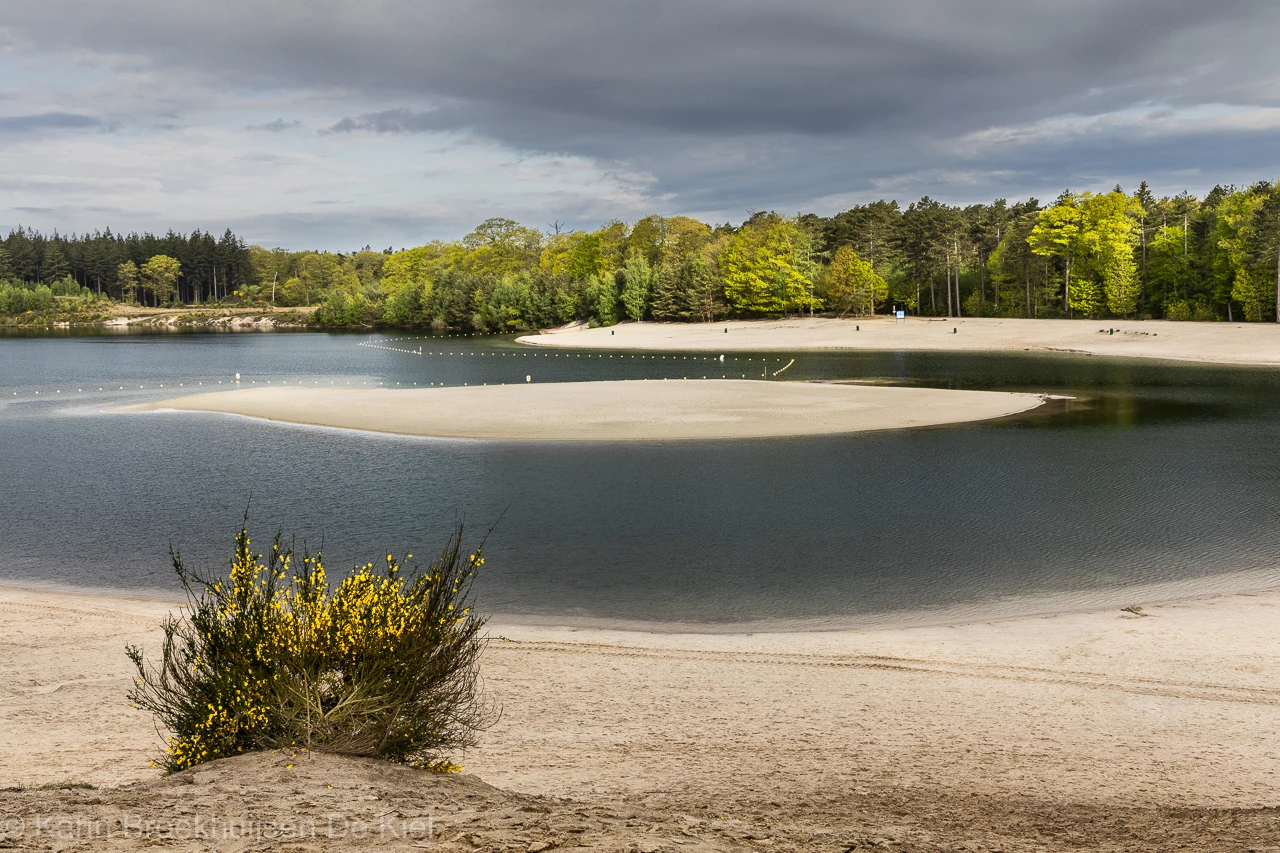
[7,231,38,282]
[41,244,70,283]
[650,262,685,321]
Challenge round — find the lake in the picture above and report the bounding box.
[2,329,1278,630]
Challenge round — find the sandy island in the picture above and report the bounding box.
[518,315,1280,366]
[122,380,1045,441]
[2,584,1279,850]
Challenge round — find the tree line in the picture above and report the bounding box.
[0,228,253,305]
[4,179,1280,327]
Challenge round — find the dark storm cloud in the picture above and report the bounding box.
[10,1,1277,132]
[0,112,109,134]
[6,0,1280,215]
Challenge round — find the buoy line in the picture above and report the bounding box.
[3,350,794,399]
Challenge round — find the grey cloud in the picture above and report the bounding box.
[323,108,458,135]
[246,118,302,132]
[0,112,109,134]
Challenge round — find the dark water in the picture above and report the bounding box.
[2,329,1279,629]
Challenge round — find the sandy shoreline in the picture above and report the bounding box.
[518,315,1280,366]
[4,583,1279,805]
[120,380,1045,441]
[4,583,1280,848]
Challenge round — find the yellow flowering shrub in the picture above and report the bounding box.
[127,518,491,772]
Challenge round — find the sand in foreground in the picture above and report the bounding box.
[519,315,1280,365]
[123,380,1044,440]
[3,586,1279,808]
[4,585,1280,849]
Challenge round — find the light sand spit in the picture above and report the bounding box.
[122,380,1045,441]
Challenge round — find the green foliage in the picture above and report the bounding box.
[650,255,720,322]
[620,250,652,321]
[0,277,106,322]
[116,261,140,303]
[720,215,817,315]
[127,519,490,772]
[987,201,1046,317]
[314,289,372,326]
[5,227,254,302]
[1026,191,1143,317]
[568,234,601,281]
[825,245,887,316]
[1211,187,1272,321]
[12,179,1280,326]
[381,280,430,326]
[41,245,70,283]
[1083,192,1143,317]
[593,274,620,326]
[1165,299,1218,322]
[1029,194,1086,313]
[141,255,182,306]
[0,283,54,314]
[489,275,533,330]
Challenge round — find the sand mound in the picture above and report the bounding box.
[122,380,1044,441]
[3,749,1275,851]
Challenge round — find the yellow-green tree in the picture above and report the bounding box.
[1082,191,1143,317]
[381,246,437,294]
[538,232,584,278]
[462,218,542,278]
[626,215,667,267]
[826,245,888,317]
[593,220,630,281]
[1214,188,1268,320]
[1028,194,1085,315]
[141,255,181,306]
[116,260,140,303]
[720,216,818,314]
[276,253,348,307]
[662,216,713,265]
[379,247,438,325]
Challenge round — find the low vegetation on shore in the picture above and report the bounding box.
[127,519,491,773]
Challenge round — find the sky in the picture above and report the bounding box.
[3,0,1280,249]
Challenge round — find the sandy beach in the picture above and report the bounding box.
[3,584,1279,850]
[518,316,1280,366]
[122,381,1045,441]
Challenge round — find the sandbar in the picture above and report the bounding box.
[123,380,1045,440]
[518,315,1280,366]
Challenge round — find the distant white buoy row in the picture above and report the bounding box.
[356,340,782,364]
[5,343,790,398]
[7,377,361,396]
